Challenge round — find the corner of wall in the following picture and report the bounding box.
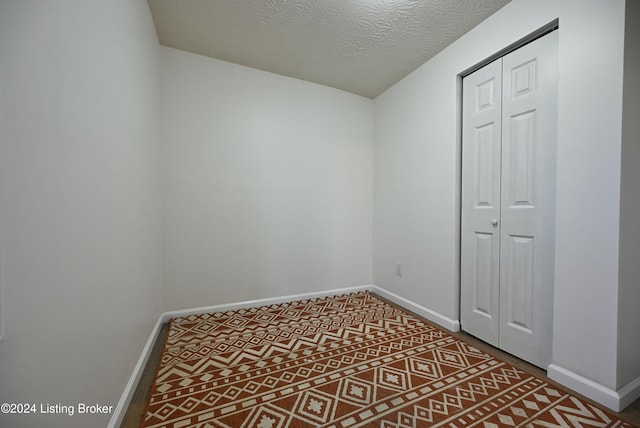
[548,364,640,412]
[372,285,460,332]
[617,0,640,392]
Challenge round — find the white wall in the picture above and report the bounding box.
[550,0,625,396]
[0,1,162,427]
[618,0,640,394]
[0,0,635,424]
[374,0,632,407]
[160,47,373,310]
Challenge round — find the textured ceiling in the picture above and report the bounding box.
[148,0,510,99]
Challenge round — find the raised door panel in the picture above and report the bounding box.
[504,234,534,333]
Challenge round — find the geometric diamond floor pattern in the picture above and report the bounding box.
[141,291,636,427]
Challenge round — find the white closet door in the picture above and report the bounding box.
[499,31,558,368]
[460,58,503,347]
[461,31,558,368]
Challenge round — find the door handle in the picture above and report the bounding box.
[491,219,498,226]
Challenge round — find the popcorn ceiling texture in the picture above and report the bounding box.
[148,0,510,98]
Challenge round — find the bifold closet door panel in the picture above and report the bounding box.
[460,58,503,348]
[499,31,558,368]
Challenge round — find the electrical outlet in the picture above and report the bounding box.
[395,263,403,277]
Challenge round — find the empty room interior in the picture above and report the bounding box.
[0,0,639,427]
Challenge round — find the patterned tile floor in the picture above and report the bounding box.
[123,292,639,427]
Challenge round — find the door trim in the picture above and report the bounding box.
[459,19,559,79]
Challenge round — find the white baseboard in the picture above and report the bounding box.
[107,316,165,428]
[161,285,373,320]
[618,375,640,411]
[371,285,460,332]
[108,284,461,426]
[547,364,640,412]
